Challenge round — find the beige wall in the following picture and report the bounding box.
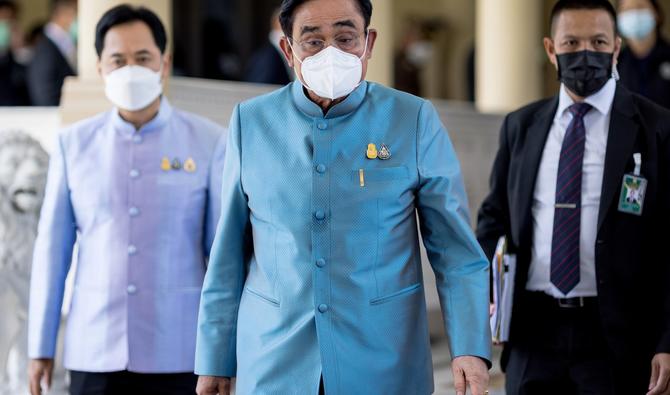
[17,0,49,32]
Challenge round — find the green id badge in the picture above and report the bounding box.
[618,174,647,216]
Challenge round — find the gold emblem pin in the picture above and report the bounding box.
[366,143,378,159]
[184,158,196,173]
[171,158,182,170]
[161,157,171,171]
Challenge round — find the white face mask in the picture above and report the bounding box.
[291,35,368,100]
[104,64,163,111]
[618,9,657,40]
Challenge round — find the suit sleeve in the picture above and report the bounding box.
[26,48,63,106]
[204,130,228,255]
[195,105,250,377]
[28,133,76,359]
[657,124,670,354]
[476,115,512,261]
[415,100,492,366]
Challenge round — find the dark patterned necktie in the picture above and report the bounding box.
[550,102,592,295]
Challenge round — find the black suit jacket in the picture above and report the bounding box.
[26,37,75,106]
[244,43,292,86]
[0,52,30,106]
[618,38,670,109]
[477,85,670,376]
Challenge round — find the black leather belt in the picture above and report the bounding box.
[556,296,596,308]
[527,291,597,309]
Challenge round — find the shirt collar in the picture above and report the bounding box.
[556,78,616,119]
[111,97,173,136]
[291,80,368,119]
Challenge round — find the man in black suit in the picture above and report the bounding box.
[477,0,670,394]
[244,7,292,85]
[26,0,76,106]
[0,0,29,106]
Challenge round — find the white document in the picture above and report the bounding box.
[490,236,516,343]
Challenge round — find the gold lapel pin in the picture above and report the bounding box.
[184,158,197,173]
[366,143,378,159]
[161,157,171,171]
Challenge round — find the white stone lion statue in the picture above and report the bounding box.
[0,130,48,395]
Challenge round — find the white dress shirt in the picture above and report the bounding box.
[526,78,616,298]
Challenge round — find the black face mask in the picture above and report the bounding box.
[556,50,613,97]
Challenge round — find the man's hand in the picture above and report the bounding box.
[452,355,489,395]
[29,358,54,395]
[196,376,231,395]
[648,353,670,395]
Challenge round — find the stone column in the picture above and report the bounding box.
[60,0,172,125]
[475,0,543,113]
[366,0,393,86]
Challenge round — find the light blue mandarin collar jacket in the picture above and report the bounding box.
[196,81,491,394]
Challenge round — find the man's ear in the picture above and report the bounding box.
[279,36,295,67]
[161,53,172,81]
[613,36,622,66]
[544,37,558,70]
[364,29,378,60]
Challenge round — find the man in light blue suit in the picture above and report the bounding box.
[195,0,491,394]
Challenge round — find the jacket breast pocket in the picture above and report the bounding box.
[157,174,206,209]
[351,166,410,185]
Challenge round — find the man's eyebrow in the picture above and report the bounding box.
[560,34,579,40]
[134,49,153,56]
[333,19,357,29]
[300,25,320,36]
[592,33,610,39]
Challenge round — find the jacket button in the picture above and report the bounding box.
[318,304,329,313]
[316,258,326,268]
[314,210,326,221]
[316,164,326,174]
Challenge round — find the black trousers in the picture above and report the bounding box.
[69,370,198,395]
[505,292,616,395]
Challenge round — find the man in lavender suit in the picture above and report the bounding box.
[27,5,226,395]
